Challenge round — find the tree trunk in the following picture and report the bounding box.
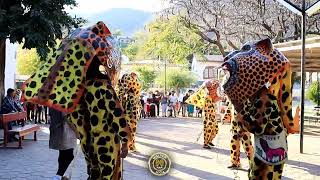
[0,39,6,105]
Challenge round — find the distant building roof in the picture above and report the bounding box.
[195,54,224,63]
[123,59,183,67]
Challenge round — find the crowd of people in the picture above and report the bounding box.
[139,90,201,118]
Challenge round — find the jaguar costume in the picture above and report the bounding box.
[116,73,142,152]
[22,22,132,180]
[221,100,233,124]
[221,38,299,179]
[186,80,223,149]
[229,106,253,169]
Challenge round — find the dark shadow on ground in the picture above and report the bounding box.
[138,132,250,159]
[287,159,320,177]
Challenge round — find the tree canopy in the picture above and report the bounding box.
[156,67,196,92]
[16,46,42,75]
[0,0,85,57]
[123,17,218,63]
[133,66,157,91]
[0,0,84,101]
[162,0,320,55]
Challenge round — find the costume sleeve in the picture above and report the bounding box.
[237,93,271,135]
[116,77,127,103]
[278,65,299,134]
[105,84,132,143]
[186,87,206,108]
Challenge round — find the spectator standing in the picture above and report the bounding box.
[169,91,178,117]
[140,96,145,118]
[49,108,77,180]
[160,94,168,117]
[182,93,189,117]
[35,104,44,124]
[151,94,160,117]
[155,91,161,116]
[177,93,184,116]
[25,102,36,121]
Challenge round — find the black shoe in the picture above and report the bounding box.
[203,145,211,149]
[208,142,215,147]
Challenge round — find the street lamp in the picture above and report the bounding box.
[276,0,320,153]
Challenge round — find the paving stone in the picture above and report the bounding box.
[0,119,319,179]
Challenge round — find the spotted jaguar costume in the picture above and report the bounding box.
[222,38,299,179]
[116,73,142,152]
[186,80,223,149]
[22,22,131,180]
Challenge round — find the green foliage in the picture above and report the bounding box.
[123,31,148,60]
[134,66,157,91]
[307,81,320,106]
[16,46,42,75]
[122,16,218,63]
[156,67,196,91]
[0,0,85,58]
[144,17,216,64]
[123,43,139,60]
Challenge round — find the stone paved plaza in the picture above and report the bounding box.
[0,117,319,180]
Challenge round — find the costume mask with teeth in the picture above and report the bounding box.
[222,39,289,112]
[221,38,299,134]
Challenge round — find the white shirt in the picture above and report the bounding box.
[178,94,184,102]
[143,96,148,103]
[170,95,178,103]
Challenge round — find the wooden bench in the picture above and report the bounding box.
[0,112,40,148]
[305,115,320,124]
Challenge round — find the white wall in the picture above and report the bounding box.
[5,39,18,93]
[191,56,206,81]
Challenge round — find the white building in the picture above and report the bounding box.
[5,39,18,92]
[190,54,224,85]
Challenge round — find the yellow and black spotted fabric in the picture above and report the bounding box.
[222,38,299,180]
[187,80,223,147]
[22,22,130,180]
[116,73,142,151]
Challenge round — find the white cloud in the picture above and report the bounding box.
[67,0,168,16]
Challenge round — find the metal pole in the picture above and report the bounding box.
[165,58,167,94]
[300,0,306,154]
[317,72,320,107]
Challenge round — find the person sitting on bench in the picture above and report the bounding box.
[0,88,23,141]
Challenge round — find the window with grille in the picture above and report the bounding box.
[203,66,217,79]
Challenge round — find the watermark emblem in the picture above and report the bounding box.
[148,152,171,176]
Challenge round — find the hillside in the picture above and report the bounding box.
[86,8,153,36]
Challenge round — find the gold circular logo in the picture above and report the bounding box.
[148,152,171,176]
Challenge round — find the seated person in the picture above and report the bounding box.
[1,88,23,130]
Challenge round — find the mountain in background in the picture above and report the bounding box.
[86,8,153,36]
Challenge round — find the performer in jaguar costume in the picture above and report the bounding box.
[228,104,253,169]
[22,22,132,180]
[221,38,299,179]
[186,80,223,149]
[116,73,142,152]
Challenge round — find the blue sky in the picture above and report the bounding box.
[67,0,168,15]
